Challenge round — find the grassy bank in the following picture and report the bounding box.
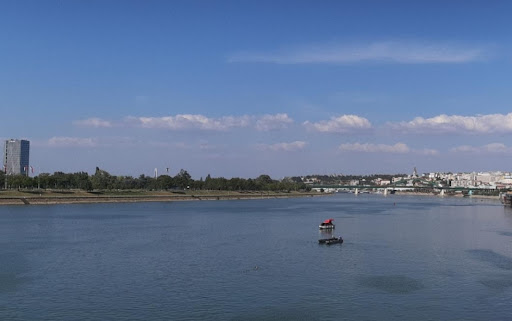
[0,189,326,206]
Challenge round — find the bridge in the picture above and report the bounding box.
[311,185,500,194]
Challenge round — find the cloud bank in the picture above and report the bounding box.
[125,114,251,131]
[339,142,439,155]
[257,141,307,152]
[123,113,293,132]
[73,118,112,128]
[339,142,409,153]
[255,113,293,131]
[229,41,485,64]
[48,137,97,147]
[304,115,372,133]
[390,113,512,134]
[76,112,512,135]
[451,143,512,153]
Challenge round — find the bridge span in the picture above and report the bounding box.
[311,185,500,194]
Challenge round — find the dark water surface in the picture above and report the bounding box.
[2,194,512,320]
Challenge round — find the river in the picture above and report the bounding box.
[1,194,512,320]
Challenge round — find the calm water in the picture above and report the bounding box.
[1,194,512,320]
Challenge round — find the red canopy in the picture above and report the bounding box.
[323,219,334,224]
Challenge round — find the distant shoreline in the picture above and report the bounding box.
[0,190,501,206]
[0,191,327,206]
[394,191,500,200]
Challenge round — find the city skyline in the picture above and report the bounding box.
[2,1,512,178]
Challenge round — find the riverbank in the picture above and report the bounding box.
[0,190,501,206]
[0,190,327,206]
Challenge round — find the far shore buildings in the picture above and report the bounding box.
[302,169,512,190]
[3,139,30,176]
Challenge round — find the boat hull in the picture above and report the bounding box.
[326,239,343,245]
[319,237,343,245]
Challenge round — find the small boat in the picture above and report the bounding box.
[319,218,335,230]
[318,236,344,245]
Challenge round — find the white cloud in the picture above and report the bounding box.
[339,142,410,153]
[485,143,509,152]
[339,142,440,155]
[257,141,307,152]
[304,115,372,133]
[228,41,485,64]
[47,137,97,147]
[417,148,440,156]
[451,143,512,153]
[450,145,478,153]
[390,113,512,134]
[255,113,293,131]
[125,114,251,131]
[73,117,112,128]
[147,141,192,149]
[125,113,296,132]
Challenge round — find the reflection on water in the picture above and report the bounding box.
[319,229,334,238]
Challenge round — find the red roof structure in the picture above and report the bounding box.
[323,219,334,224]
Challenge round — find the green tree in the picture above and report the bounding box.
[204,174,214,190]
[255,174,274,190]
[91,167,112,190]
[136,174,152,189]
[6,174,34,189]
[0,167,310,193]
[174,169,192,189]
[155,175,174,190]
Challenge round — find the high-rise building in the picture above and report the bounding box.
[3,139,30,176]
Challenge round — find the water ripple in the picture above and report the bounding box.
[0,273,29,293]
[358,275,425,294]
[480,277,512,290]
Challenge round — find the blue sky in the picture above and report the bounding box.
[2,0,512,178]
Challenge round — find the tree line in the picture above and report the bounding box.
[0,167,311,192]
